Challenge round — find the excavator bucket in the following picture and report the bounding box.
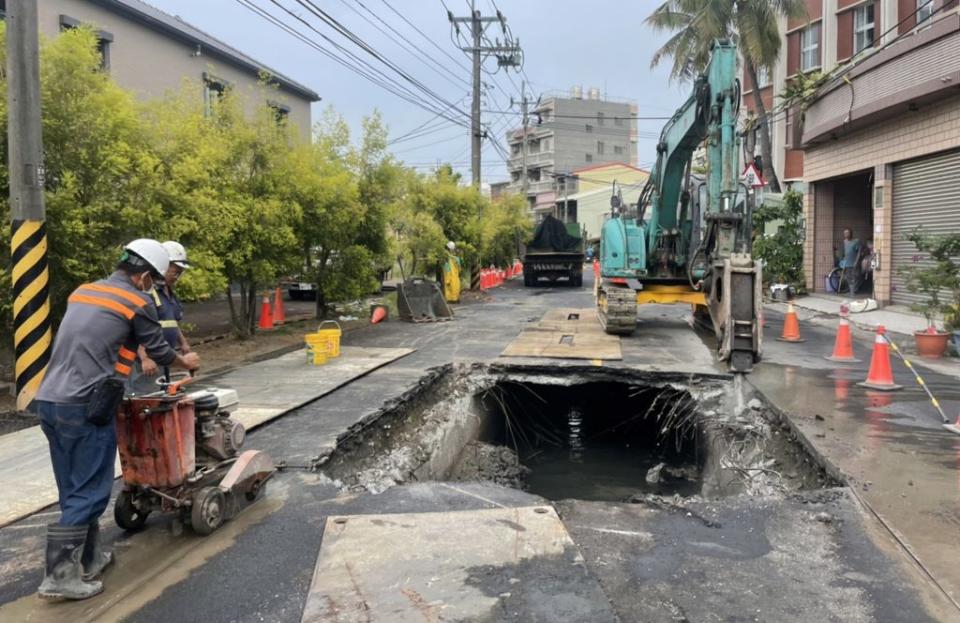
[397,278,453,323]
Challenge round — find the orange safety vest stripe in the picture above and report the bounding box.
[68,293,135,320]
[114,362,132,376]
[79,283,147,308]
[118,345,136,361]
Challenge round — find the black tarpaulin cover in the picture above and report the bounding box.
[528,215,581,252]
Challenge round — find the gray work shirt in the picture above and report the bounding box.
[36,272,178,404]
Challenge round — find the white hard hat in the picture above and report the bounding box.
[123,239,169,276]
[162,240,191,269]
[446,241,456,251]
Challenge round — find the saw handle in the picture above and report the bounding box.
[158,367,195,395]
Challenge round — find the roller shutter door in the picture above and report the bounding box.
[891,149,960,306]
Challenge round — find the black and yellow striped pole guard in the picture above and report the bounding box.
[11,219,52,410]
[880,332,950,424]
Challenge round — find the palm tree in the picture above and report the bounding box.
[646,0,807,192]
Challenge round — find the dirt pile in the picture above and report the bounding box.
[448,441,529,489]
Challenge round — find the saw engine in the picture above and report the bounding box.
[192,391,246,462]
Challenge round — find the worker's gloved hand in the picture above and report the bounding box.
[180,352,200,371]
[142,357,159,376]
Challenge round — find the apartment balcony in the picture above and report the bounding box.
[508,150,555,169]
[803,13,960,146]
[506,178,556,196]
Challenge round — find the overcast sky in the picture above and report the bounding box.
[152,0,690,184]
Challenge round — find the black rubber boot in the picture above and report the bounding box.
[37,524,103,600]
[81,521,113,581]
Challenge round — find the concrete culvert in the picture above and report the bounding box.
[469,381,705,501]
[321,365,838,501]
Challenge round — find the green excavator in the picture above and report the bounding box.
[597,40,763,372]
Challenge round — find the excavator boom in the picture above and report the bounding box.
[597,40,763,372]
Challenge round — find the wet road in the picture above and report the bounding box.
[755,307,960,611]
[1,276,958,620]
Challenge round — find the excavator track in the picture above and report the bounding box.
[597,283,637,335]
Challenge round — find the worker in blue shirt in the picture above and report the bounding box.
[840,228,862,297]
[36,239,199,600]
[139,241,192,378]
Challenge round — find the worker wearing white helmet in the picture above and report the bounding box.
[138,241,192,379]
[441,241,462,304]
[34,239,199,600]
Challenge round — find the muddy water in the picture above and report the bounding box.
[522,445,701,501]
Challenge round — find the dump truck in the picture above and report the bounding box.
[523,215,585,287]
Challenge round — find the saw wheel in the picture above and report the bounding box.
[597,282,637,335]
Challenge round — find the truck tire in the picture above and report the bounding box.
[524,272,535,287]
[572,273,583,288]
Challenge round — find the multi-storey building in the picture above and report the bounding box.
[747,0,960,305]
[27,0,319,141]
[505,88,638,217]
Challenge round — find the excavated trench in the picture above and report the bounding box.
[322,364,838,502]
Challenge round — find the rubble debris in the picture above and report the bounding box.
[448,441,530,489]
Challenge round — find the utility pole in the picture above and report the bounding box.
[470,8,482,188]
[448,2,521,187]
[520,80,529,199]
[7,0,52,410]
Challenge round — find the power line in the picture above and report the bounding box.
[389,94,470,144]
[482,109,671,121]
[343,0,471,90]
[291,0,470,119]
[381,0,471,73]
[391,130,467,153]
[238,1,470,126]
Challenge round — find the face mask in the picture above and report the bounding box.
[138,273,154,292]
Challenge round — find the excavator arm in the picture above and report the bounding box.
[597,40,763,372]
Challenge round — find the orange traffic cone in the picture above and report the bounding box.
[272,287,286,325]
[825,308,859,362]
[370,304,388,324]
[258,294,274,331]
[776,302,805,342]
[944,414,960,435]
[480,269,489,290]
[857,326,902,391]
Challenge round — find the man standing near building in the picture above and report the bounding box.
[139,241,192,377]
[841,228,862,297]
[34,239,200,600]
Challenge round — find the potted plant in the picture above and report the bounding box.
[945,305,960,356]
[899,227,960,358]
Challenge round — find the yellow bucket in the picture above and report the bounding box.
[305,344,328,366]
[314,321,342,358]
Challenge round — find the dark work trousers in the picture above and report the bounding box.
[844,266,859,297]
[37,401,117,526]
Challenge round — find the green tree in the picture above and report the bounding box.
[646,0,807,192]
[752,189,804,285]
[353,111,404,279]
[142,83,302,336]
[478,194,531,267]
[296,111,379,317]
[0,26,154,326]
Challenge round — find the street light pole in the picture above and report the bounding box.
[7,0,53,410]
